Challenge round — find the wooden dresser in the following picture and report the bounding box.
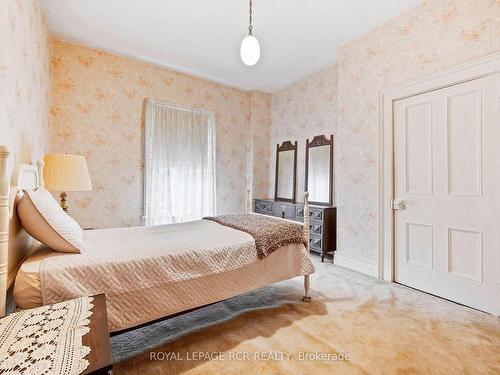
[254,198,336,262]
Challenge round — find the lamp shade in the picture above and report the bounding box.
[43,154,92,192]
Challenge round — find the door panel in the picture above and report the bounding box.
[448,228,482,282]
[394,74,500,315]
[447,91,482,196]
[406,222,433,269]
[405,101,433,194]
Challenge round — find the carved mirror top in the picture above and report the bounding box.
[277,140,297,152]
[306,135,333,148]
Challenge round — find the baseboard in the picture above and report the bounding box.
[334,252,379,278]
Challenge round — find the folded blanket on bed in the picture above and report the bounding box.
[204,214,307,259]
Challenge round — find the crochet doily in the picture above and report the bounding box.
[0,296,94,375]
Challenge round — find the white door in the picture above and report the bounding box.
[394,74,500,315]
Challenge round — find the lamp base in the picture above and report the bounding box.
[59,192,68,212]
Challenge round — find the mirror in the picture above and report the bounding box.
[305,135,333,206]
[274,141,297,203]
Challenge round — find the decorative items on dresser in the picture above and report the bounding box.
[254,199,336,262]
[255,134,336,262]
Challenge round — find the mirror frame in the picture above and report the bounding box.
[305,134,333,206]
[274,140,297,203]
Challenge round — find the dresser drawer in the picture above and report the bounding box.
[310,208,323,221]
[309,235,322,251]
[254,200,272,213]
[295,205,304,218]
[311,222,323,235]
[306,222,322,234]
[301,208,323,221]
[272,203,295,219]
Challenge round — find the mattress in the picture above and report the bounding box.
[14,219,314,332]
[13,244,51,309]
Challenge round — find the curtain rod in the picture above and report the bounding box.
[146,98,215,117]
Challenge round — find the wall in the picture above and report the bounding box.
[248,91,272,200]
[269,65,338,202]
[0,0,51,165]
[336,0,500,269]
[49,40,254,229]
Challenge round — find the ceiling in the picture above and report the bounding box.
[41,0,419,93]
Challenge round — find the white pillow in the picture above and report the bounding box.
[17,187,84,253]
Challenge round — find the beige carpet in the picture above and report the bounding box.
[112,255,500,374]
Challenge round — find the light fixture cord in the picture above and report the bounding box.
[248,0,253,35]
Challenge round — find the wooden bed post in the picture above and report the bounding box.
[36,159,44,188]
[302,191,311,302]
[246,189,252,214]
[0,146,10,317]
[303,191,310,246]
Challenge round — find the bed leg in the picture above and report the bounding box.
[302,274,311,302]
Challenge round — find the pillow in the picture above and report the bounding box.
[17,187,84,253]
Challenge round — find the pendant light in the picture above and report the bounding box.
[240,0,260,66]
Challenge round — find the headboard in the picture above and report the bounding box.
[0,145,43,317]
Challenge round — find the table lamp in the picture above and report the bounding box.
[43,153,92,212]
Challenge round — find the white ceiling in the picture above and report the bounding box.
[41,0,419,93]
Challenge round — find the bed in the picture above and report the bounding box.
[0,145,314,333]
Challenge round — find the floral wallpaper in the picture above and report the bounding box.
[49,40,253,229]
[269,65,338,202]
[336,0,500,264]
[0,0,50,166]
[248,91,272,199]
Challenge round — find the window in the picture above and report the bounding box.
[144,99,216,225]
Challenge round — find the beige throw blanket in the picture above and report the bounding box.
[204,214,307,259]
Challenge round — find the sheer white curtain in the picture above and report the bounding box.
[144,99,216,225]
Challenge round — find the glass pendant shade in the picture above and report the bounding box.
[240,34,260,66]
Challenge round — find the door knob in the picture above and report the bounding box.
[391,199,405,210]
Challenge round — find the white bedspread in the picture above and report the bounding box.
[36,220,314,331]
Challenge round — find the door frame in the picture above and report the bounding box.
[379,53,500,281]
